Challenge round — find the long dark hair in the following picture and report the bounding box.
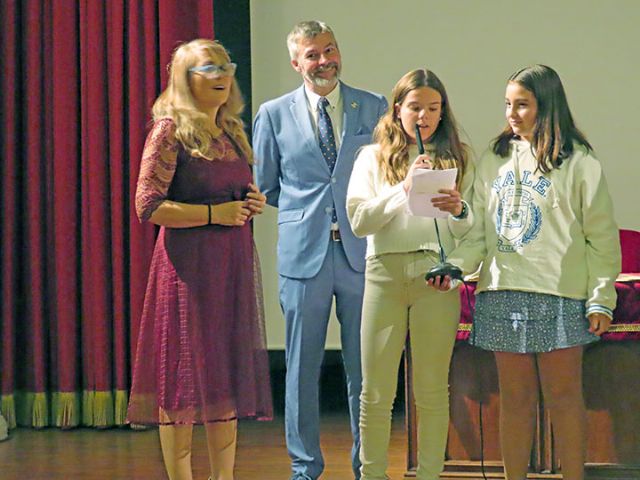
[374,68,468,186]
[493,64,591,173]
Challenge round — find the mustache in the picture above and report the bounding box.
[312,62,339,73]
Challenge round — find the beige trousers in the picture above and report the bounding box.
[359,251,460,480]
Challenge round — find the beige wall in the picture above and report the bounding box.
[250,0,640,348]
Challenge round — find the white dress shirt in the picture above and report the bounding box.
[304,84,343,149]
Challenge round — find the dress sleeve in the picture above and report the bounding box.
[135,118,179,222]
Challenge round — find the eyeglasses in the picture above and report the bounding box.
[188,63,237,78]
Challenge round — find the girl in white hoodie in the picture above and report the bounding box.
[443,65,620,480]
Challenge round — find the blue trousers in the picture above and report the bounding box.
[279,241,364,479]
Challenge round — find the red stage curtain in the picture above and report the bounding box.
[0,0,214,429]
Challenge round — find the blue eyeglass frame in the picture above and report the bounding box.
[188,62,237,76]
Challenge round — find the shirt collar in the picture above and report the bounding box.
[305,83,342,112]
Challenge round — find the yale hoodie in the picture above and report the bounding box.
[449,139,621,317]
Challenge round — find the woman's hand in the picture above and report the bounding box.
[426,275,460,291]
[403,154,433,193]
[588,312,612,336]
[427,274,452,290]
[211,201,251,226]
[245,183,267,217]
[432,188,464,216]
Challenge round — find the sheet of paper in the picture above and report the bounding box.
[407,167,458,218]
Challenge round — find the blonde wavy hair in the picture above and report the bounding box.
[374,69,467,187]
[152,39,252,163]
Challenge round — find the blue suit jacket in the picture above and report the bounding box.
[253,83,387,279]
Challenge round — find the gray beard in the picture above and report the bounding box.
[306,67,340,89]
[311,76,338,88]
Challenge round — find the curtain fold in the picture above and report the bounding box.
[0,0,19,428]
[0,0,215,429]
[51,0,81,428]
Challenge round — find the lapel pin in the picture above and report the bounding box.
[351,101,359,109]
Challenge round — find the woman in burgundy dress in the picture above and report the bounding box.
[127,39,272,480]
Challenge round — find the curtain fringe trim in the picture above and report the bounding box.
[1,394,16,429]
[3,390,129,429]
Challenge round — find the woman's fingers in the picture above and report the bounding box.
[588,312,612,336]
[432,189,463,215]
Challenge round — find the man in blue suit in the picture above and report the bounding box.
[253,20,387,480]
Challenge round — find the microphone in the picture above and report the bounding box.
[414,124,463,283]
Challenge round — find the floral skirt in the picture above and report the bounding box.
[469,290,599,353]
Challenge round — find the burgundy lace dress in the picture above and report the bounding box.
[127,118,272,425]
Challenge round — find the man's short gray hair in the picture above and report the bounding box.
[286,20,336,60]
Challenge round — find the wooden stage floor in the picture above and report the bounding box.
[0,413,408,479]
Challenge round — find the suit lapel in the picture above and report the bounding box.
[340,83,360,145]
[335,83,363,174]
[289,86,329,172]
